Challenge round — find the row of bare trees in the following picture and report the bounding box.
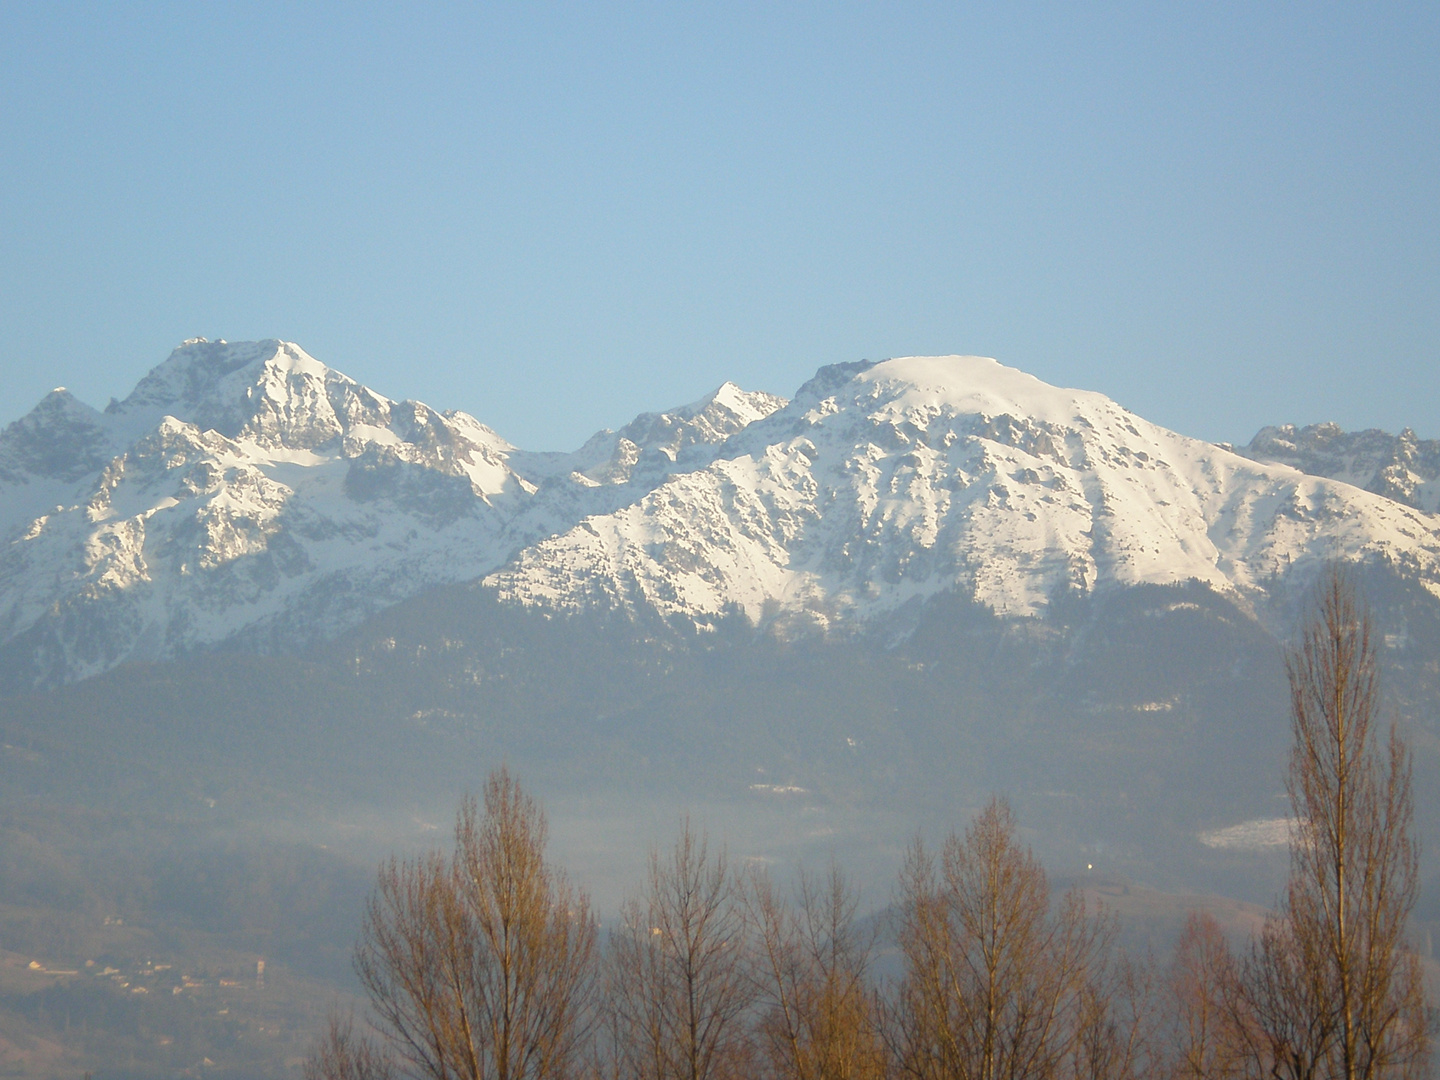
[309,571,1432,1080]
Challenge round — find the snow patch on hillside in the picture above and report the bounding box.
[1199,818,1295,850]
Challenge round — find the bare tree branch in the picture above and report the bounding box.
[304,1012,397,1080]
[604,820,756,1080]
[1234,567,1429,1080]
[340,768,597,1080]
[746,862,887,1080]
[890,797,1110,1080]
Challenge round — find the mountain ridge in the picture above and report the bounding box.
[486,355,1440,635]
[1236,422,1440,513]
[1,340,1437,685]
[0,339,784,683]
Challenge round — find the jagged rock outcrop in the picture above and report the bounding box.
[1238,422,1440,513]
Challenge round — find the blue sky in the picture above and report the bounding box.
[1,2,1436,449]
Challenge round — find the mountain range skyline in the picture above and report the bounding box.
[11,339,1440,457]
[2,336,1438,1079]
[14,337,1438,477]
[5,6,1436,456]
[4,336,1438,687]
[2,7,1434,1072]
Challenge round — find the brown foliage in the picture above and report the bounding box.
[309,574,1434,1080]
[1163,912,1242,1080]
[304,1013,397,1080]
[746,863,887,1080]
[352,768,597,1080]
[604,820,756,1080]
[890,797,1126,1080]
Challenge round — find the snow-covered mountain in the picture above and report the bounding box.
[0,339,783,683]
[2,342,1438,685]
[1236,422,1440,513]
[486,356,1440,633]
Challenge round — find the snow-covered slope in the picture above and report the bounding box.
[486,356,1440,632]
[512,381,788,488]
[0,339,784,683]
[1237,423,1440,514]
[497,381,790,545]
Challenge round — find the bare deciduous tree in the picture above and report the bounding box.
[1163,912,1242,1080]
[305,568,1433,1080]
[1235,568,1428,1080]
[1070,946,1151,1080]
[746,863,887,1080]
[890,797,1106,1080]
[344,768,597,1080]
[1233,910,1332,1080]
[604,820,755,1080]
[304,1013,397,1080]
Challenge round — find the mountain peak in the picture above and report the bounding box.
[1239,421,1440,513]
[4,342,1439,687]
[623,381,787,451]
[34,386,100,417]
[786,355,1107,428]
[685,380,787,419]
[111,338,281,410]
[791,359,877,405]
[104,339,395,450]
[513,380,788,489]
[488,353,1440,634]
[851,355,1115,427]
[0,386,112,484]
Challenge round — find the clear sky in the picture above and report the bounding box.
[1,2,1436,450]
